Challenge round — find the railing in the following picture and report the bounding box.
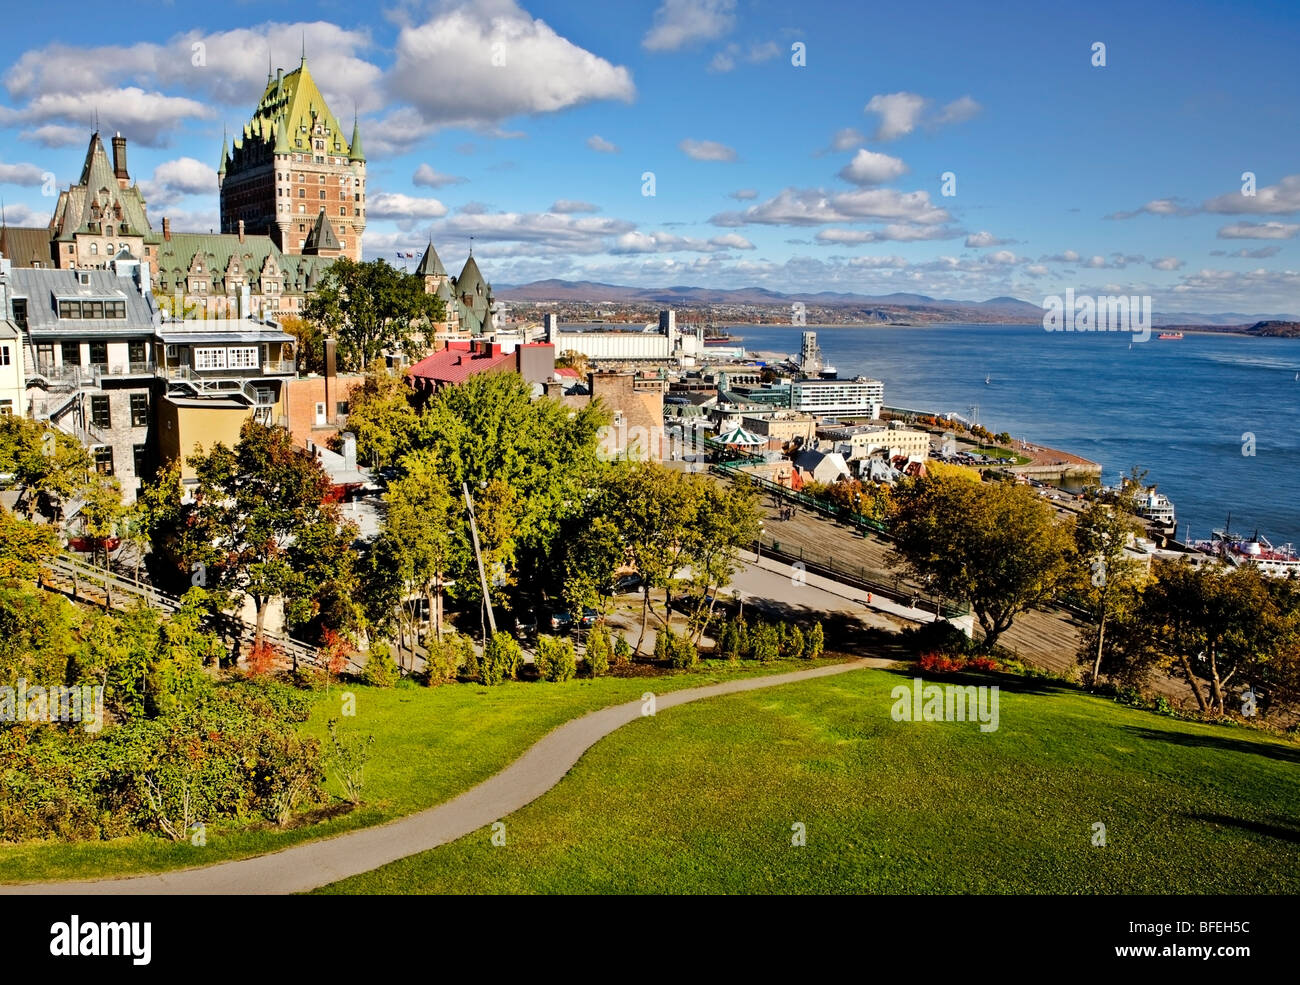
[30,362,102,389]
[711,461,892,535]
[262,359,295,375]
[754,536,970,619]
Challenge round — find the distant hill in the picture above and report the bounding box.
[494,279,1298,329]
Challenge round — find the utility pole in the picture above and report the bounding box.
[463,482,497,638]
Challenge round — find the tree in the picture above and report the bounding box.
[1074,498,1145,684]
[1133,561,1285,716]
[481,631,521,685]
[0,510,58,584]
[0,415,92,526]
[338,360,420,470]
[281,314,324,375]
[180,420,357,648]
[889,474,1076,650]
[303,258,445,372]
[78,473,126,577]
[535,634,577,682]
[375,449,456,663]
[584,625,611,676]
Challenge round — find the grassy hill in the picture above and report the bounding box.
[319,667,1300,894]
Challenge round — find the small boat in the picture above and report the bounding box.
[1157,331,1184,340]
[984,375,991,385]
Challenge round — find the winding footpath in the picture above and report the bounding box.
[5,658,884,895]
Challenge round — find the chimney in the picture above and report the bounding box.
[324,337,337,415]
[162,217,171,241]
[341,432,357,472]
[112,133,129,183]
[238,219,245,243]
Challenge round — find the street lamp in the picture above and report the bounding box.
[755,520,766,562]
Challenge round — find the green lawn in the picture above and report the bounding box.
[0,658,841,884]
[971,445,1032,465]
[320,668,1300,894]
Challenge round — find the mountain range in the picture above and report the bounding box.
[494,279,1298,329]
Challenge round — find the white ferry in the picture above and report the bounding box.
[1135,489,1177,529]
[1193,530,1300,578]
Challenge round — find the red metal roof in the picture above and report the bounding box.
[409,340,516,387]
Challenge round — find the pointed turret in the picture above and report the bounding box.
[349,115,365,162]
[303,209,342,255]
[274,115,290,155]
[415,240,445,278]
[218,132,228,174]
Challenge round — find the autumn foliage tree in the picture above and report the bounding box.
[180,420,357,648]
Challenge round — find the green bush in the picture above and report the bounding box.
[481,631,522,685]
[584,627,610,677]
[613,633,631,666]
[425,632,473,685]
[362,642,400,687]
[806,621,824,659]
[719,616,749,661]
[781,624,805,659]
[536,634,577,682]
[655,627,698,669]
[750,621,780,663]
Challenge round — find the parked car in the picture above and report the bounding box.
[547,609,573,631]
[579,607,599,628]
[513,609,538,638]
[608,574,643,595]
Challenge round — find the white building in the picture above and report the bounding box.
[791,376,884,418]
[818,422,930,463]
[544,310,705,366]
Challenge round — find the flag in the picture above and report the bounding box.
[395,252,402,259]
[406,251,415,258]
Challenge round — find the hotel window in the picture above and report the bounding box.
[130,393,149,427]
[89,341,107,365]
[106,244,114,255]
[61,341,81,366]
[107,300,126,318]
[298,188,305,197]
[91,394,111,429]
[0,345,9,367]
[228,347,258,369]
[319,190,326,200]
[94,446,114,475]
[194,347,227,370]
[90,243,98,255]
[340,206,347,216]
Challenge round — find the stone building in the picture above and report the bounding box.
[218,55,366,261]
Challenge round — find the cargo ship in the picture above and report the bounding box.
[1156,331,1184,340]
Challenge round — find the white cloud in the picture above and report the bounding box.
[550,199,600,214]
[981,250,1023,265]
[643,0,736,52]
[19,124,85,148]
[837,148,908,186]
[709,232,755,249]
[709,40,779,72]
[1105,198,1196,219]
[729,188,758,200]
[140,157,217,207]
[1204,174,1300,215]
[366,192,450,220]
[435,210,636,252]
[413,163,468,188]
[1216,220,1300,239]
[814,224,956,244]
[611,230,752,254]
[0,201,49,226]
[934,95,981,125]
[712,186,950,227]
[864,92,927,141]
[863,92,982,142]
[830,127,865,152]
[0,161,47,186]
[0,87,213,147]
[680,138,737,162]
[586,134,618,153]
[1151,256,1185,271]
[965,231,1009,248]
[390,0,635,128]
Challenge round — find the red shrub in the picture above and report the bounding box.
[917,652,1003,674]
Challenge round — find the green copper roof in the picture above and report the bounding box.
[49,131,152,241]
[246,60,351,159]
[349,117,365,162]
[415,241,445,278]
[154,231,335,295]
[218,134,228,174]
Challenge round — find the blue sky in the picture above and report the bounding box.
[2,0,1299,311]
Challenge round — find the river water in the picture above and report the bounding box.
[729,323,1300,547]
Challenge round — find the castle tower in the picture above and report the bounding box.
[218,55,365,261]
